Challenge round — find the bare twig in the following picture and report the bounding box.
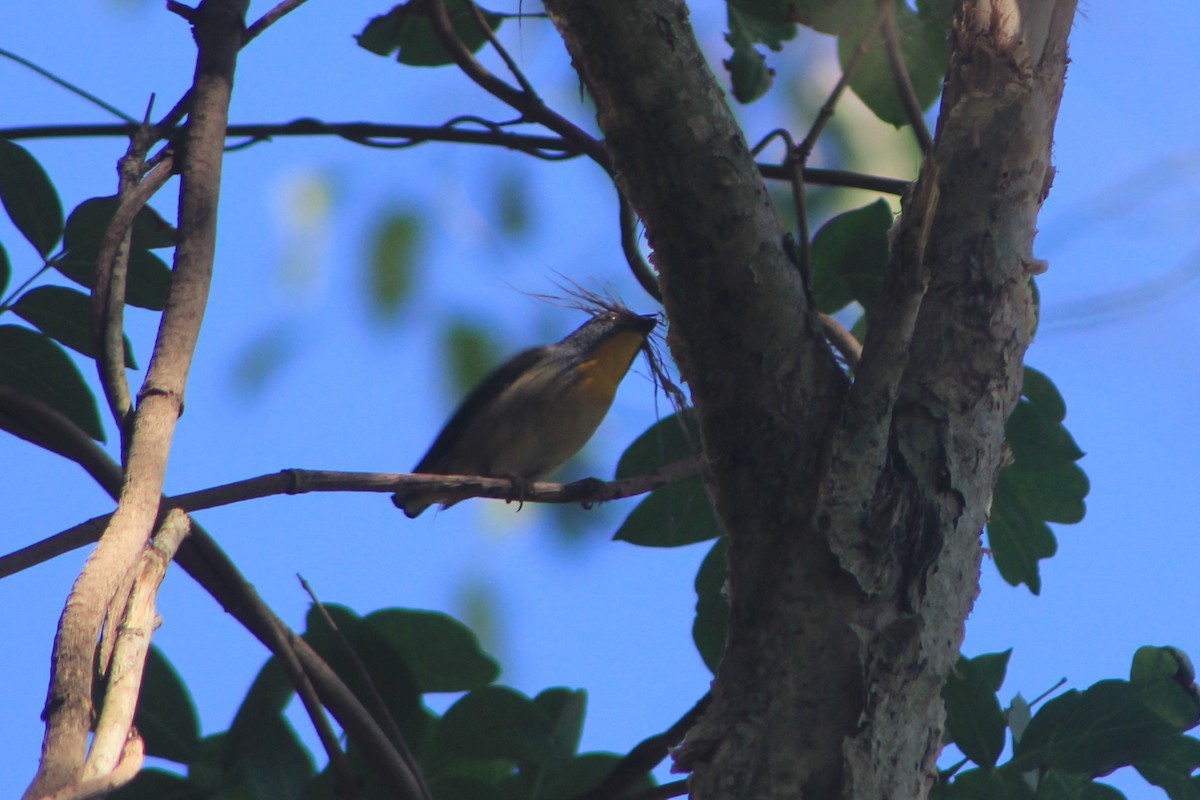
[425,0,610,168]
[817,313,863,369]
[468,2,537,96]
[619,194,662,302]
[880,0,934,153]
[0,455,706,577]
[796,3,890,161]
[243,0,310,44]
[572,693,710,800]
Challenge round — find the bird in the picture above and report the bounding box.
[393,308,658,517]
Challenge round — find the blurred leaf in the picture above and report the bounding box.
[363,607,500,693]
[810,199,893,316]
[838,2,948,127]
[495,171,529,236]
[444,319,498,396]
[365,208,419,321]
[12,285,136,368]
[0,324,104,441]
[792,0,871,35]
[693,536,729,673]
[989,367,1088,592]
[55,247,172,311]
[134,645,200,764]
[357,0,503,67]
[1012,680,1180,775]
[230,324,300,395]
[943,653,1008,767]
[437,686,556,764]
[535,753,650,800]
[0,138,64,256]
[62,195,176,251]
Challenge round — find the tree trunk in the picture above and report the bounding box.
[544,1,1076,798]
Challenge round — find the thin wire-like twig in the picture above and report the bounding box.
[619,193,662,302]
[243,0,311,45]
[880,0,934,153]
[0,47,137,123]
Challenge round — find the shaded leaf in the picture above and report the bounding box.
[838,2,948,127]
[615,411,701,479]
[1133,734,1200,800]
[357,0,503,67]
[226,705,315,800]
[13,285,137,368]
[0,138,64,256]
[0,241,11,295]
[365,208,419,321]
[939,766,1035,800]
[437,686,556,764]
[614,476,720,547]
[62,195,176,251]
[134,645,200,764]
[0,324,104,441]
[1012,680,1180,775]
[693,536,729,673]
[363,607,500,693]
[1129,646,1200,731]
[55,247,172,311]
[534,687,587,763]
[107,768,205,800]
[810,199,893,316]
[943,654,1007,767]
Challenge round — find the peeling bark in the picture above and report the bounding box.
[544,0,1075,798]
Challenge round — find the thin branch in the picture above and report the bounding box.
[0,455,706,578]
[0,47,137,124]
[469,2,537,96]
[425,0,610,168]
[243,0,310,45]
[572,693,710,800]
[619,193,662,302]
[817,314,863,369]
[618,780,689,800]
[880,0,934,154]
[796,3,890,161]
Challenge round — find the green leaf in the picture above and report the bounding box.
[810,199,893,316]
[791,0,871,35]
[437,686,556,764]
[988,367,1088,592]
[940,766,1035,800]
[837,2,949,127]
[1129,647,1200,731]
[12,285,137,368]
[1012,680,1180,775]
[693,536,729,673]
[535,753,649,800]
[723,1,798,103]
[1133,734,1200,800]
[615,411,701,479]
[970,650,1012,694]
[444,319,499,396]
[107,768,205,800]
[134,645,200,764]
[62,195,176,251]
[0,324,104,441]
[357,0,503,67]
[614,476,720,547]
[942,654,1007,767]
[55,247,172,311]
[362,607,500,693]
[365,208,419,321]
[0,138,64,256]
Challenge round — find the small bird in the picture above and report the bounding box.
[393,308,658,517]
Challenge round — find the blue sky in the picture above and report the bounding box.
[2,2,1199,798]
